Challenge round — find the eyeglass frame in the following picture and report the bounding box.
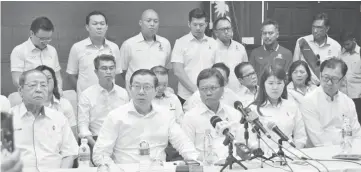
[320,74,344,84]
[23,82,48,90]
[130,84,155,92]
[216,27,233,33]
[199,86,221,93]
[241,71,257,79]
[33,34,52,42]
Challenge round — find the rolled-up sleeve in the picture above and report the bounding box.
[292,108,307,148]
[77,93,92,138]
[60,119,79,157]
[92,112,118,166]
[112,44,122,74]
[52,48,61,72]
[66,45,79,75]
[171,39,184,64]
[10,46,24,72]
[170,118,198,160]
[119,41,130,71]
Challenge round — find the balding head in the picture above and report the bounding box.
[139,9,159,37]
[18,69,49,105]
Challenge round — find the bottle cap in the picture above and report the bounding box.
[81,138,88,144]
[139,140,150,155]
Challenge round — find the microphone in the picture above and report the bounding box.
[235,142,252,160]
[234,101,271,138]
[210,116,235,142]
[267,122,296,148]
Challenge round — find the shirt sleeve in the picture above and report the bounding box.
[60,117,79,157]
[292,108,307,148]
[92,112,118,166]
[112,44,122,74]
[10,46,25,72]
[164,39,172,69]
[347,99,361,139]
[169,117,199,160]
[52,48,61,72]
[61,98,77,127]
[66,44,79,75]
[171,39,184,64]
[172,95,184,124]
[284,50,293,73]
[242,45,249,62]
[293,38,303,62]
[181,112,196,144]
[77,92,92,138]
[119,41,131,71]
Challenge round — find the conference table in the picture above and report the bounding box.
[24,142,361,172]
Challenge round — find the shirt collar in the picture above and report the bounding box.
[19,102,49,119]
[263,98,283,108]
[342,44,360,55]
[186,32,208,43]
[239,84,258,95]
[128,100,158,118]
[310,35,330,47]
[198,101,225,116]
[134,32,159,43]
[25,38,47,51]
[216,38,233,49]
[84,37,111,47]
[96,83,117,94]
[263,42,279,52]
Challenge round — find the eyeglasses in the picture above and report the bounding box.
[217,27,232,33]
[131,84,154,91]
[24,82,48,90]
[33,34,52,42]
[242,72,257,79]
[199,86,220,92]
[321,75,343,84]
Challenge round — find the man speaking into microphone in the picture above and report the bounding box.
[182,68,248,163]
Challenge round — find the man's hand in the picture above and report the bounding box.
[1,150,23,172]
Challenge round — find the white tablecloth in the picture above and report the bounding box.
[24,141,361,172]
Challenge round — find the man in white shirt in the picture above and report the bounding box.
[182,68,244,162]
[10,17,63,93]
[172,8,219,104]
[293,13,341,85]
[78,54,129,156]
[213,17,248,93]
[234,62,259,106]
[10,70,78,169]
[301,58,361,147]
[183,63,240,113]
[339,32,361,122]
[66,11,122,94]
[120,9,171,90]
[93,69,198,170]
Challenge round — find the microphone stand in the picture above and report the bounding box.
[248,127,273,168]
[240,116,249,146]
[219,135,247,172]
[266,139,293,165]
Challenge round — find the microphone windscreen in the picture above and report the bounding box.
[210,116,222,128]
[234,101,243,109]
[267,121,276,130]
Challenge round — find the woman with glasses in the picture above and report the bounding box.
[35,65,77,137]
[287,60,317,105]
[247,64,307,154]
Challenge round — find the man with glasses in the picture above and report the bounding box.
[10,17,63,93]
[172,8,219,104]
[293,13,341,85]
[78,54,129,164]
[182,68,244,162]
[93,69,198,169]
[249,19,293,78]
[300,58,361,147]
[10,69,78,169]
[213,17,248,93]
[67,11,122,94]
[234,62,259,106]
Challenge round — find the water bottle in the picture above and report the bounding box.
[203,129,218,166]
[341,115,352,154]
[138,140,151,172]
[78,139,91,168]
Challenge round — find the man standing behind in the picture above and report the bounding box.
[67,11,122,94]
[234,62,259,106]
[249,19,293,77]
[172,8,219,104]
[11,17,63,93]
[120,9,171,90]
[78,55,129,157]
[213,17,248,93]
[293,13,341,85]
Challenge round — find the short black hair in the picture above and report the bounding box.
[261,19,279,32]
[340,31,355,42]
[30,17,54,34]
[212,63,230,79]
[234,62,252,79]
[213,17,231,30]
[86,11,108,25]
[188,8,208,22]
[35,65,60,100]
[93,54,116,69]
[150,65,168,75]
[287,60,312,86]
[197,68,225,87]
[320,57,348,77]
[130,69,158,88]
[313,13,330,27]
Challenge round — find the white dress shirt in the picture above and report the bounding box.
[181,102,244,161]
[92,101,198,165]
[47,96,77,127]
[287,82,318,106]
[78,84,129,138]
[120,33,172,88]
[247,99,307,155]
[235,85,258,107]
[340,44,361,99]
[10,103,78,169]
[171,32,219,99]
[300,87,361,147]
[0,95,11,113]
[152,89,184,123]
[215,39,248,93]
[183,87,240,113]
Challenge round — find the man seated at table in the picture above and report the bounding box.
[234,62,259,106]
[10,69,78,170]
[92,69,199,170]
[301,58,361,147]
[182,68,245,162]
[183,63,240,113]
